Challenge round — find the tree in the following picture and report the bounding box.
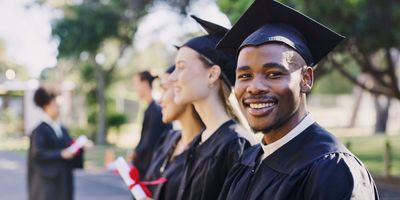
[287,0,400,133]
[50,0,193,144]
[218,0,400,133]
[51,0,147,144]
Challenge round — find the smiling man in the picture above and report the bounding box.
[217,0,379,199]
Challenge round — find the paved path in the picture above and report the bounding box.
[1,150,399,200]
[0,151,131,200]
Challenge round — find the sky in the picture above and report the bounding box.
[134,1,231,50]
[0,0,58,78]
[0,0,230,78]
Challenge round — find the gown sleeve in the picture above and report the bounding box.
[303,152,377,200]
[224,137,251,174]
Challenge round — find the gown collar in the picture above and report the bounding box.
[261,114,314,160]
[42,113,63,138]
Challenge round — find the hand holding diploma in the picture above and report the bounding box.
[66,135,88,155]
[61,135,89,159]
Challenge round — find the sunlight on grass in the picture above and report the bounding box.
[340,135,400,176]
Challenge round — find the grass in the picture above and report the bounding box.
[339,135,400,176]
[1,134,399,176]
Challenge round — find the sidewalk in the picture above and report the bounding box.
[1,150,399,199]
[0,150,131,200]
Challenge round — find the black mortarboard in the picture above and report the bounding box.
[216,0,345,67]
[176,15,237,85]
[166,65,175,74]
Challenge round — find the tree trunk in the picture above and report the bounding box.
[349,73,370,128]
[349,85,363,128]
[373,94,391,134]
[94,61,107,145]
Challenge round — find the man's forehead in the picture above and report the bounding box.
[238,43,305,68]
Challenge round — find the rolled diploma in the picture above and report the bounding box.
[66,135,88,154]
[114,157,147,199]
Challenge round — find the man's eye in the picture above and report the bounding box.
[237,74,252,80]
[267,72,283,78]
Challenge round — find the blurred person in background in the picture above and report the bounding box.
[132,70,172,177]
[28,86,84,200]
[143,65,204,200]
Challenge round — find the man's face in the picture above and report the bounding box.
[133,75,150,100]
[235,43,311,134]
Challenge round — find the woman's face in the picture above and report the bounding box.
[170,47,211,105]
[159,73,187,123]
[45,98,60,120]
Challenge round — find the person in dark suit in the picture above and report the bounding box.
[132,71,172,177]
[216,0,379,199]
[27,86,84,200]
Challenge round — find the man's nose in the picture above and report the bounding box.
[246,76,268,95]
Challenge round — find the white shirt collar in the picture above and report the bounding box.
[42,113,63,138]
[261,114,315,160]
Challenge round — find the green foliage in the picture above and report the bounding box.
[279,0,400,53]
[107,112,128,130]
[52,0,134,58]
[313,71,353,94]
[313,54,361,94]
[217,0,400,98]
[219,0,400,53]
[217,0,253,23]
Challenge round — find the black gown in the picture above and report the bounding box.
[144,130,188,200]
[177,120,251,200]
[27,122,83,200]
[134,100,172,176]
[218,123,379,200]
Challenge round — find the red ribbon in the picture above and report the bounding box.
[127,166,167,197]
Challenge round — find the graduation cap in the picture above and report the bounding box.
[176,15,237,85]
[216,0,345,67]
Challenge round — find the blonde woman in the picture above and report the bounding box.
[169,16,253,200]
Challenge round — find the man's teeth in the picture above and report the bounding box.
[249,103,275,109]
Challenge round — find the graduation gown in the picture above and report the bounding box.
[218,123,379,200]
[134,100,172,176]
[144,130,187,200]
[177,120,251,200]
[27,122,83,200]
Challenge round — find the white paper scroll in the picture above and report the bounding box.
[114,157,148,199]
[66,135,88,154]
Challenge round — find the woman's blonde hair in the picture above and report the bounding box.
[197,54,239,121]
[198,53,256,144]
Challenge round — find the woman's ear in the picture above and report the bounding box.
[208,65,222,84]
[300,66,313,94]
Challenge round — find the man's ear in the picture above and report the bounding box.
[300,66,313,94]
[208,65,222,84]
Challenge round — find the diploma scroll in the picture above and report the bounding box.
[66,135,88,155]
[114,157,149,199]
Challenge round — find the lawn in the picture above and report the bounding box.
[339,135,400,176]
[1,134,399,176]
